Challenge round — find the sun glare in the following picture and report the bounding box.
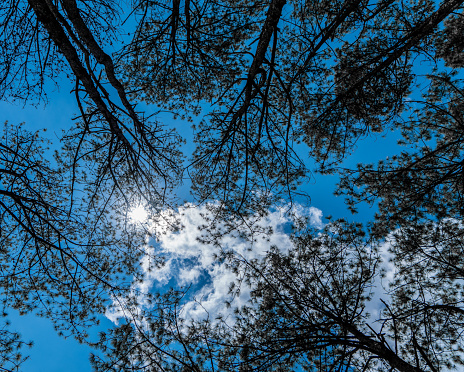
[129,205,149,223]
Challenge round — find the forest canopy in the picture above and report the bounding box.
[1,0,464,371]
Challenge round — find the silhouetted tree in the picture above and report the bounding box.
[1,0,183,210]
[0,0,183,346]
[120,0,463,214]
[0,315,30,372]
[0,122,154,343]
[92,219,464,371]
[218,220,464,372]
[338,72,464,235]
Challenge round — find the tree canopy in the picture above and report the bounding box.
[1,0,464,371]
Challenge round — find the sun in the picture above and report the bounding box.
[129,205,148,223]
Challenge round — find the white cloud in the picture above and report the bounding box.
[106,202,324,324]
[178,266,202,286]
[363,235,396,331]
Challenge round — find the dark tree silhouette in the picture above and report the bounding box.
[2,0,183,209]
[0,316,30,372]
[120,0,463,214]
[0,0,183,345]
[0,123,153,341]
[338,73,464,234]
[91,219,464,372]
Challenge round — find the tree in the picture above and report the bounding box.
[0,315,31,372]
[91,220,379,372]
[218,219,464,372]
[0,122,154,340]
[1,0,462,219]
[1,0,183,209]
[0,0,183,343]
[87,0,464,370]
[338,72,464,234]
[120,0,463,214]
[91,218,464,372]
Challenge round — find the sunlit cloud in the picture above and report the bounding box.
[106,202,324,324]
